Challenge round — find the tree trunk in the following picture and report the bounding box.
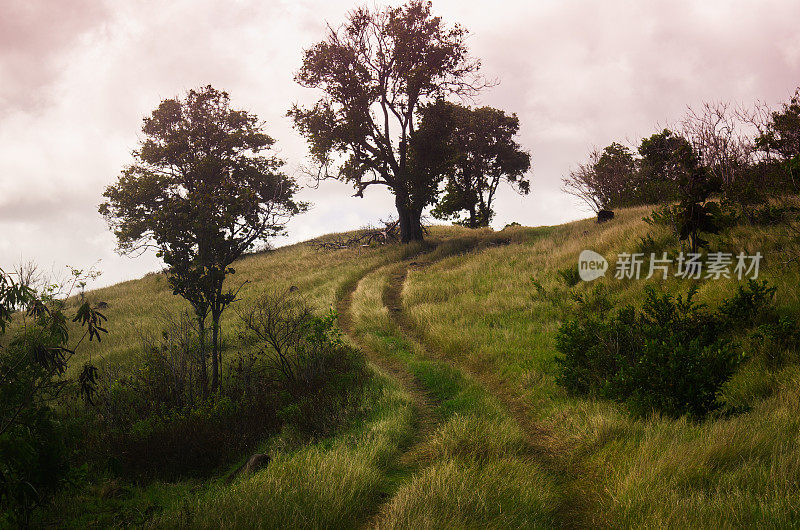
[197,315,208,397]
[468,203,477,229]
[210,309,221,393]
[395,193,424,242]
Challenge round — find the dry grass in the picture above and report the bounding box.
[403,204,800,527]
[56,202,800,528]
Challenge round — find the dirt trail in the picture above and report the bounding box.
[383,257,603,529]
[336,266,441,527]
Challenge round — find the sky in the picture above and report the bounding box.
[1,0,799,288]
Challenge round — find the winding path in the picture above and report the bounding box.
[337,244,603,529]
[382,256,602,529]
[336,264,442,527]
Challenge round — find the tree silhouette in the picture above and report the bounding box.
[289,0,486,242]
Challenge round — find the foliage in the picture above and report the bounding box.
[562,143,638,213]
[85,294,367,479]
[288,0,486,242]
[100,85,305,394]
[719,279,777,328]
[556,286,743,418]
[642,139,722,252]
[239,290,368,437]
[426,101,531,228]
[0,267,106,524]
[720,280,800,367]
[756,87,800,162]
[636,129,692,204]
[89,312,277,479]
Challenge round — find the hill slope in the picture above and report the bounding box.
[48,206,800,528]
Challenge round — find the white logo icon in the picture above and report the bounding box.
[578,250,608,282]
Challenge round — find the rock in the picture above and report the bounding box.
[228,453,271,482]
[96,301,109,309]
[288,285,299,292]
[597,210,615,223]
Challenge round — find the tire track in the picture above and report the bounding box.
[383,257,604,529]
[335,264,441,528]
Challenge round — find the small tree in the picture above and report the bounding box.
[289,0,486,242]
[637,129,691,204]
[427,102,531,228]
[562,143,637,213]
[100,86,305,394]
[646,140,721,253]
[756,87,800,186]
[674,161,721,253]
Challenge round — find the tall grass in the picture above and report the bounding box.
[402,204,800,527]
[51,203,800,528]
[154,372,416,529]
[349,264,561,528]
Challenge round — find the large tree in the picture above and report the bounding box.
[427,102,531,228]
[100,86,305,394]
[288,0,485,242]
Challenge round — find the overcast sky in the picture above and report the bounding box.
[1,0,798,287]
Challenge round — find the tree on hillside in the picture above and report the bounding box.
[427,102,531,228]
[671,141,721,252]
[681,102,756,190]
[288,0,486,242]
[562,142,637,213]
[100,86,305,394]
[637,129,693,204]
[757,87,800,184]
[644,137,721,253]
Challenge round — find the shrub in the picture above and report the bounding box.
[719,279,777,328]
[101,395,278,479]
[720,280,800,367]
[87,293,370,480]
[556,266,581,287]
[239,291,368,437]
[0,268,105,524]
[88,311,281,479]
[556,286,743,418]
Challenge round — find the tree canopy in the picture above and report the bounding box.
[562,142,637,213]
[288,0,485,241]
[427,102,531,228]
[100,85,305,392]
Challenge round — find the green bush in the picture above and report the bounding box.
[720,280,800,367]
[87,301,368,480]
[719,279,777,328]
[0,268,105,525]
[239,292,369,438]
[556,286,743,418]
[556,266,581,287]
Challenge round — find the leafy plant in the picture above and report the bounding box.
[556,286,742,418]
[557,266,581,287]
[719,279,778,328]
[0,267,106,524]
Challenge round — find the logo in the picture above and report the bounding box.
[578,250,608,281]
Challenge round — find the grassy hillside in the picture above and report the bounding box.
[38,205,800,528]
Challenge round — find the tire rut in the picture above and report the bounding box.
[383,257,604,529]
[336,266,441,528]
